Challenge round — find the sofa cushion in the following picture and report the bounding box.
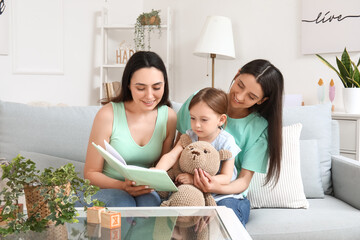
[247,195,360,240]
[19,151,85,178]
[300,139,324,198]
[248,123,309,209]
[283,103,332,194]
[0,100,100,163]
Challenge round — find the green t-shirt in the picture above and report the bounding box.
[176,94,269,188]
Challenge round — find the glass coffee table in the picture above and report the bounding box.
[3,206,251,240]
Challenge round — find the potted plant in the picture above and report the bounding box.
[0,154,102,237]
[316,48,360,114]
[134,9,162,51]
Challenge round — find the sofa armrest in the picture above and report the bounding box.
[331,155,360,210]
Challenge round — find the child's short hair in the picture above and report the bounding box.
[189,87,228,116]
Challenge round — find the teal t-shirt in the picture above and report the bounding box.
[102,102,168,180]
[176,94,269,196]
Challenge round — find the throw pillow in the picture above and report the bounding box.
[283,103,332,194]
[247,123,309,209]
[19,151,85,178]
[300,139,324,198]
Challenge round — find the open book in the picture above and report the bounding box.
[92,141,178,192]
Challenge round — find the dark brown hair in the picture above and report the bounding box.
[111,51,171,107]
[236,59,284,185]
[189,87,228,126]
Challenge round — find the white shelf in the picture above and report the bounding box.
[103,24,168,29]
[102,64,126,68]
[99,7,173,103]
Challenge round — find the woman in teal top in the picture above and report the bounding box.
[83,51,177,207]
[177,59,284,226]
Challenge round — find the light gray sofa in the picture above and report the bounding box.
[1,100,360,240]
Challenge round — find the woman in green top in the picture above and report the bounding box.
[176,59,284,226]
[83,51,177,207]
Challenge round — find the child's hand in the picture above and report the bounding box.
[175,173,194,185]
[194,168,216,193]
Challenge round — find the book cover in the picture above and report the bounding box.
[92,141,178,192]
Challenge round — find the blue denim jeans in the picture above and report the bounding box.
[75,188,161,207]
[216,197,250,227]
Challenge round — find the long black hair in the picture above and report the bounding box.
[112,51,171,107]
[238,59,284,185]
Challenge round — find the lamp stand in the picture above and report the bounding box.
[210,53,216,88]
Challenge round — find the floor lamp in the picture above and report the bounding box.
[193,16,236,88]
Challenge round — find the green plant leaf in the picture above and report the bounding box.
[350,61,360,88]
[316,54,348,87]
[341,48,352,76]
[0,155,101,236]
[336,57,351,81]
[346,77,360,88]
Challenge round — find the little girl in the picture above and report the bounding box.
[155,87,240,198]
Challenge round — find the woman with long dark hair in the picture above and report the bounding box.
[84,51,177,207]
[177,59,284,225]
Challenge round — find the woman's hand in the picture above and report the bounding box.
[175,173,194,185]
[123,178,153,197]
[194,168,220,193]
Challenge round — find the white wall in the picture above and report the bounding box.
[0,0,359,110]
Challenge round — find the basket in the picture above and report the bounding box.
[24,182,71,224]
[140,15,160,25]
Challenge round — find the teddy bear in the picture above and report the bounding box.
[160,134,232,207]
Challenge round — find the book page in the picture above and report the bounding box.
[92,142,178,191]
[104,140,127,165]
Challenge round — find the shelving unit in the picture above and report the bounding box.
[99,7,172,103]
[332,112,360,161]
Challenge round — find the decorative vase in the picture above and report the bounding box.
[343,88,360,114]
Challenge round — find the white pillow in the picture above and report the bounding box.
[247,123,309,209]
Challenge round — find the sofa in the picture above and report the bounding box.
[1,100,360,240]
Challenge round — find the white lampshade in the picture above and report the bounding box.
[193,16,235,59]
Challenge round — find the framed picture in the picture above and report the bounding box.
[301,0,360,54]
[0,0,9,55]
[12,0,64,74]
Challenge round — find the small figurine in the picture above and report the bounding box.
[329,79,335,111]
[317,78,325,104]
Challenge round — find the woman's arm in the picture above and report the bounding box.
[177,158,235,187]
[211,158,235,185]
[194,168,254,194]
[84,104,125,189]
